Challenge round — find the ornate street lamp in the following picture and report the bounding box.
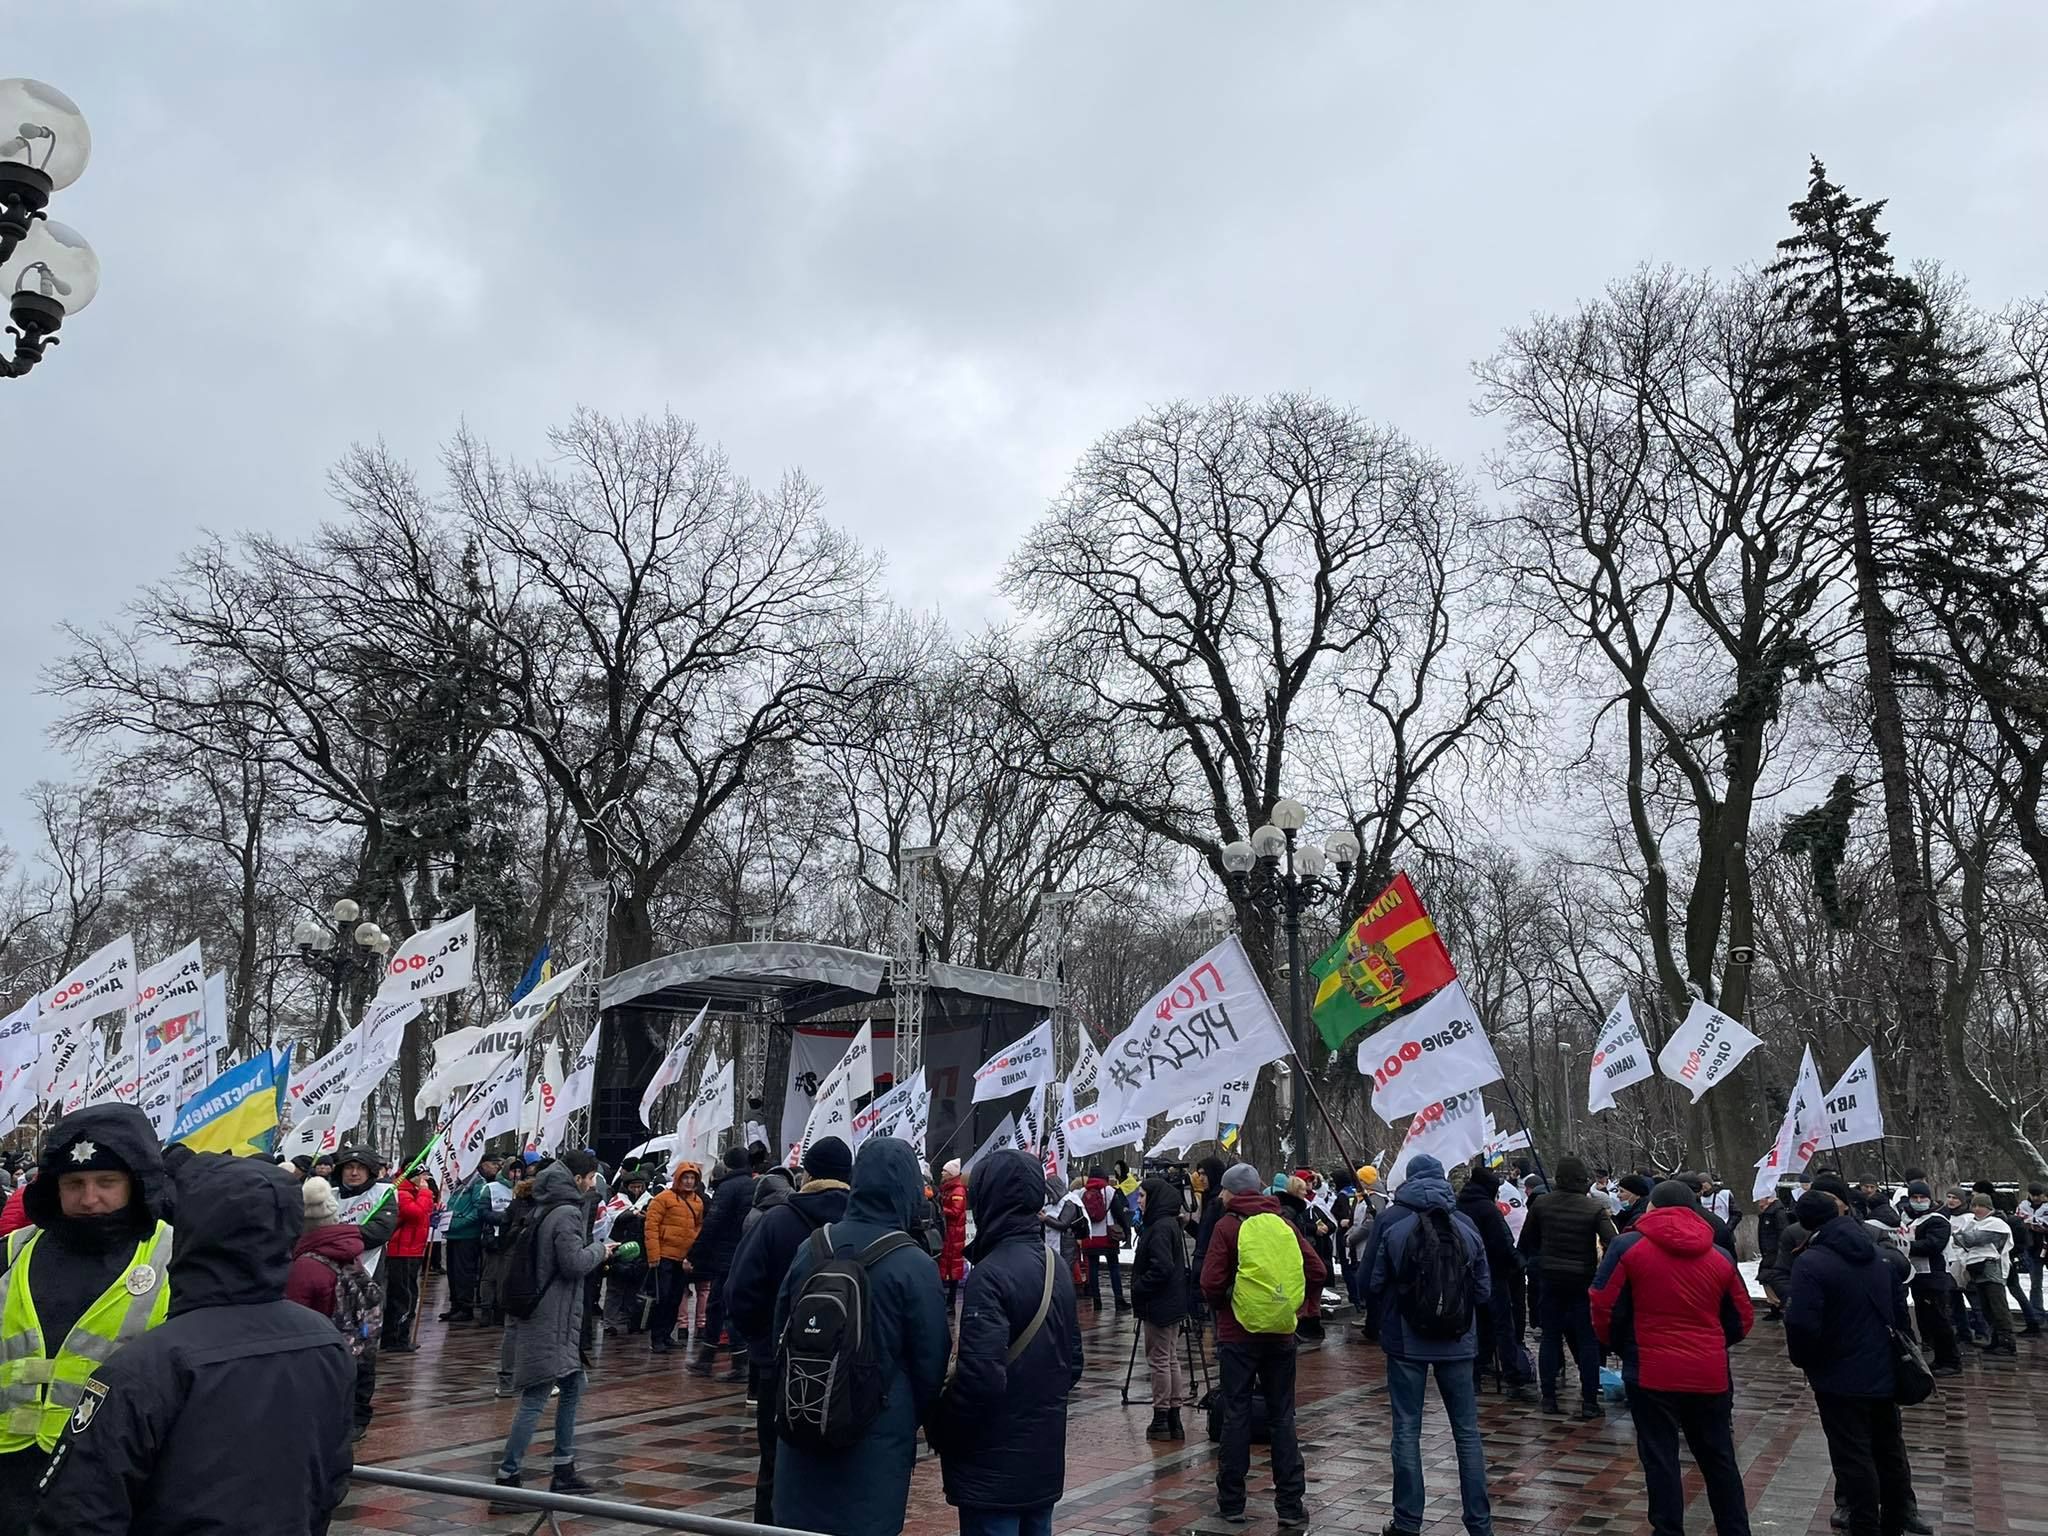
[0,79,98,379]
[1219,800,1359,1161]
[292,898,391,986]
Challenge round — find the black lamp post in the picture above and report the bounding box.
[1,78,99,379]
[1219,799,1358,1165]
[292,899,392,1048]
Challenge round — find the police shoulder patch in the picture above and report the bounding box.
[71,1378,108,1433]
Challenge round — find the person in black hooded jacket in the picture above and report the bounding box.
[30,1150,354,1536]
[1130,1174,1191,1440]
[685,1146,755,1380]
[1459,1166,1534,1400]
[936,1149,1083,1534]
[725,1138,853,1526]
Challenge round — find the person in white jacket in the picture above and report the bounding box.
[1953,1193,2017,1356]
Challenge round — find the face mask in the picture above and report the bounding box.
[1908,1200,1930,1215]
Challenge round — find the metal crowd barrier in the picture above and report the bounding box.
[350,1464,821,1536]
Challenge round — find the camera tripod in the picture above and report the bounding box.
[1120,1305,1215,1406]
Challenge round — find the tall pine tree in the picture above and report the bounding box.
[1762,160,2018,1173]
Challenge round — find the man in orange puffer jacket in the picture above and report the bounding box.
[644,1163,706,1354]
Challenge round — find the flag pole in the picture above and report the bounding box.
[1283,1042,1364,1179]
[1494,1076,1552,1191]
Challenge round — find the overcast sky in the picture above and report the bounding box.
[5,3,2045,855]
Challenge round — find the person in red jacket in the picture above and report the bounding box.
[938,1158,969,1300]
[288,1175,370,1319]
[379,1162,436,1352]
[0,1169,33,1239]
[1590,1180,1756,1536]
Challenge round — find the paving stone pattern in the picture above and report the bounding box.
[336,1273,2048,1535]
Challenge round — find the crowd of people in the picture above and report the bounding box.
[0,1108,2044,1536]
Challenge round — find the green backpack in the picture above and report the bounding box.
[1230,1211,1307,1333]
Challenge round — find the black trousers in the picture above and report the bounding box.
[1910,1280,1960,1370]
[651,1261,688,1346]
[445,1237,483,1314]
[1537,1284,1601,1404]
[1216,1335,1304,1520]
[751,1357,778,1523]
[700,1271,733,1359]
[0,1447,51,1536]
[1623,1385,1752,1536]
[381,1256,423,1347]
[1811,1390,1914,1536]
[1086,1245,1125,1305]
[353,1348,378,1431]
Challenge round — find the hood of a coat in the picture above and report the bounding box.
[1553,1156,1591,1194]
[1637,1204,1714,1256]
[1809,1213,1879,1265]
[1394,1170,1456,1214]
[969,1149,1048,1260]
[669,1162,703,1196]
[1142,1175,1183,1221]
[847,1135,926,1233]
[293,1222,366,1264]
[532,1161,586,1209]
[167,1152,303,1313]
[753,1168,795,1209]
[787,1184,850,1227]
[1224,1192,1285,1221]
[28,1103,171,1234]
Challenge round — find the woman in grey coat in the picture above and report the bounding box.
[494,1151,615,1506]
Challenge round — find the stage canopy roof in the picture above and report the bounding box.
[600,939,1054,1026]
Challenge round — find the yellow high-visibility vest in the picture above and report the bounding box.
[0,1221,174,1452]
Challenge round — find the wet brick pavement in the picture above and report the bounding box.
[335,1271,2048,1535]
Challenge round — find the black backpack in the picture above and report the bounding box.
[1396,1206,1475,1340]
[774,1227,919,1453]
[499,1204,568,1321]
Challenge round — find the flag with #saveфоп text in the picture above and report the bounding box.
[1310,874,1457,1049]
[1655,998,1763,1103]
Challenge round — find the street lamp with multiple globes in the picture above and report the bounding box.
[293,898,392,1046]
[0,78,99,379]
[1219,798,1360,1163]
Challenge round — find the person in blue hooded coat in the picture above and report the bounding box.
[770,1136,948,1536]
[1362,1154,1496,1536]
[936,1150,1084,1535]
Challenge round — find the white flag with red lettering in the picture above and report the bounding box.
[1355,980,1505,1127]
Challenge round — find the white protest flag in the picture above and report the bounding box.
[35,934,137,1033]
[802,1020,875,1154]
[964,1112,1019,1175]
[676,1053,734,1172]
[1655,998,1763,1103]
[132,941,204,1043]
[1147,1091,1219,1159]
[1093,935,1294,1130]
[136,1049,181,1138]
[1017,1081,1046,1154]
[1586,994,1653,1114]
[1216,1070,1255,1151]
[0,1001,41,1138]
[1752,1045,1827,1202]
[1062,1100,1148,1160]
[853,1069,926,1148]
[282,1105,340,1161]
[179,972,228,1108]
[420,961,587,1115]
[44,1025,101,1108]
[372,908,477,1006]
[436,1051,528,1193]
[1042,1080,1069,1185]
[1069,1027,1102,1098]
[540,1019,602,1154]
[291,1000,420,1130]
[1820,1046,1884,1151]
[637,1003,709,1128]
[1388,1088,1491,1189]
[84,1043,138,1107]
[412,1026,485,1118]
[971,1016,1055,1105]
[1355,980,1505,1127]
[526,1040,566,1151]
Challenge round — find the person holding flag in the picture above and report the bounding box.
[330,1147,398,1442]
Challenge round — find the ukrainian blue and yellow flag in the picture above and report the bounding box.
[510,944,553,1005]
[170,1044,292,1156]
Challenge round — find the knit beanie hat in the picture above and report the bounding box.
[1221,1163,1264,1195]
[1650,1179,1698,1210]
[802,1136,853,1184]
[941,1158,962,1179]
[558,1148,600,1178]
[722,1145,751,1172]
[1794,1190,1840,1231]
[303,1176,340,1224]
[1619,1173,1653,1198]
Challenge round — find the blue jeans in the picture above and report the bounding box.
[1387,1356,1493,1536]
[498,1370,585,1478]
[957,1507,1054,1536]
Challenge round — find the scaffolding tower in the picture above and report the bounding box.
[741,913,775,1109]
[1031,891,1079,1076]
[890,847,942,1081]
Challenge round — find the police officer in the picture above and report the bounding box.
[30,1151,354,1534]
[0,1106,173,1536]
